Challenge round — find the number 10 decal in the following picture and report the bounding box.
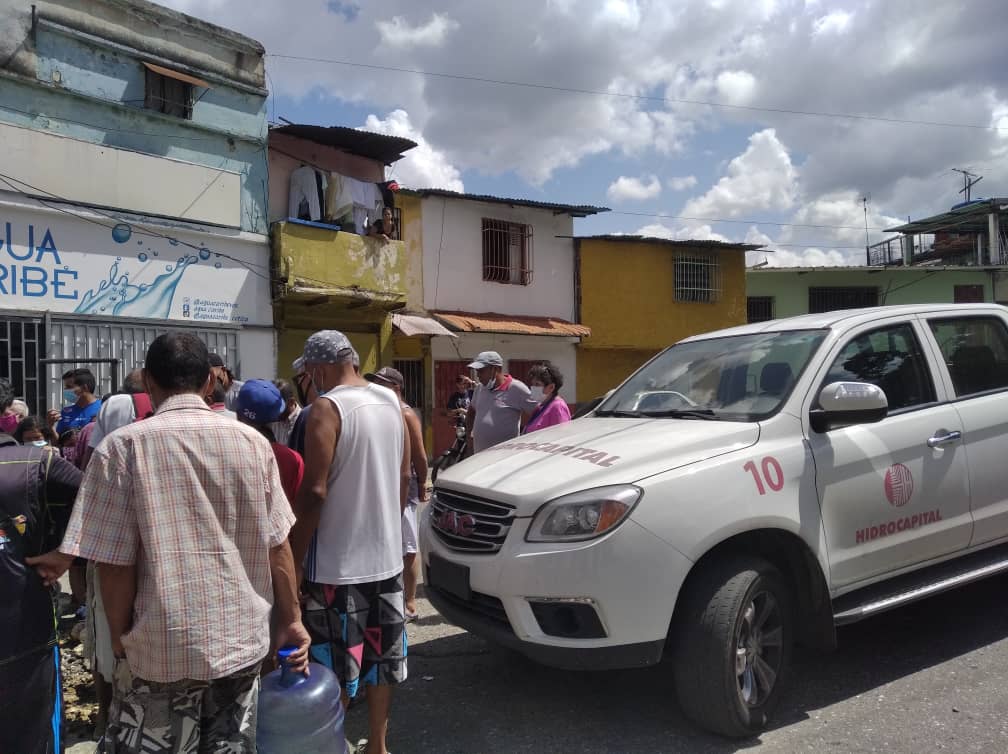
[744,457,784,495]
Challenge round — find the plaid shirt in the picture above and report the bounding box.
[60,393,295,683]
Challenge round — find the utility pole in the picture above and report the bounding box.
[952,168,983,201]
[863,196,871,264]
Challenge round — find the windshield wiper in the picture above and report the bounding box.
[594,409,644,418]
[638,408,719,420]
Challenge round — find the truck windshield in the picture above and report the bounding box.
[595,329,828,421]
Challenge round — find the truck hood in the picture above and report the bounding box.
[436,417,759,516]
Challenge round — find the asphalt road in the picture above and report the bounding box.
[345,573,1008,754]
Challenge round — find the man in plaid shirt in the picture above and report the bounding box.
[30,332,310,753]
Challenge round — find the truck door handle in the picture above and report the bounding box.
[927,430,962,448]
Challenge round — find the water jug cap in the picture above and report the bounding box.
[277,646,297,662]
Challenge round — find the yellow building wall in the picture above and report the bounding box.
[276,328,381,380]
[397,194,425,312]
[576,239,747,401]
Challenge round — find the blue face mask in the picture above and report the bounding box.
[63,389,78,405]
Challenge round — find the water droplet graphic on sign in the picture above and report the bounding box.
[214,262,222,268]
[138,253,148,262]
[112,224,132,244]
[199,249,210,260]
[169,239,179,246]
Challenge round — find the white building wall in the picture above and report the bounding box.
[420,197,577,320]
[238,327,276,381]
[432,333,579,404]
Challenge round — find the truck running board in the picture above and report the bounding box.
[832,542,1008,626]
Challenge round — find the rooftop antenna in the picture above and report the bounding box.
[951,168,983,201]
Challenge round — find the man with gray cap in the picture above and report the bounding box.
[288,331,410,754]
[465,350,533,453]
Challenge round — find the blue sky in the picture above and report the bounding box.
[167,0,1008,265]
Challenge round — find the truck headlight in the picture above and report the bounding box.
[525,485,642,543]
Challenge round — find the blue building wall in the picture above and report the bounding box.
[0,23,268,233]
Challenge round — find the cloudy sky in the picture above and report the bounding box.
[165,0,1008,266]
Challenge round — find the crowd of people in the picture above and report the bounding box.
[0,334,573,753]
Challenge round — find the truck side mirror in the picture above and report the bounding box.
[809,381,888,433]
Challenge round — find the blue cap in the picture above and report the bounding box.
[236,379,285,424]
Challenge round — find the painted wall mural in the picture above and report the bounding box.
[0,205,271,326]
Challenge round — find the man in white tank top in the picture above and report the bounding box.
[287,331,410,754]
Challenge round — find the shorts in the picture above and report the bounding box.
[304,573,408,699]
[402,502,419,556]
[102,658,260,754]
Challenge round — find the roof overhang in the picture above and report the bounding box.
[400,189,608,218]
[269,124,417,165]
[287,283,405,311]
[885,199,1008,235]
[142,61,210,89]
[431,311,591,338]
[392,313,456,338]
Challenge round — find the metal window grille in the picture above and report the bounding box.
[144,69,193,119]
[482,219,533,285]
[747,296,775,323]
[808,286,879,314]
[673,253,721,303]
[0,316,45,416]
[954,285,985,303]
[393,359,424,413]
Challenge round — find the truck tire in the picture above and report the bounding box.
[672,556,792,738]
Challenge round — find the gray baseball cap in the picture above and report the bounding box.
[301,330,356,365]
[468,351,504,369]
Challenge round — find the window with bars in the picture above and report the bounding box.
[673,253,721,303]
[747,296,775,323]
[808,286,879,314]
[482,219,533,285]
[393,359,424,413]
[144,68,193,119]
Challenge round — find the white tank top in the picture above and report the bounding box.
[305,383,404,585]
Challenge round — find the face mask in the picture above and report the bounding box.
[63,389,78,404]
[31,440,47,447]
[529,386,545,403]
[309,370,326,395]
[0,413,17,434]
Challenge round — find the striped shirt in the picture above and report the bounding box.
[59,393,295,683]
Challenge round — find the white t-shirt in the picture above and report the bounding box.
[305,383,405,585]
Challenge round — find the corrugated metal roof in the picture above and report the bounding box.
[400,189,608,218]
[431,311,591,337]
[142,62,210,89]
[269,124,417,165]
[573,234,762,250]
[885,198,1008,235]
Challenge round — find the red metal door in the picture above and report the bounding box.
[507,359,542,384]
[433,360,472,456]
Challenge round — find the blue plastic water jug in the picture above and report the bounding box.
[257,647,347,754]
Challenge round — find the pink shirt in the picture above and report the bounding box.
[524,398,572,434]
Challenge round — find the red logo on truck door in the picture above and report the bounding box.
[884,463,914,507]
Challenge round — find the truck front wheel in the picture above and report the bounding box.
[672,556,792,738]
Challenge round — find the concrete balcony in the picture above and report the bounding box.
[271,219,408,310]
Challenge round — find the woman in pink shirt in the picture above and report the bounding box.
[523,362,572,434]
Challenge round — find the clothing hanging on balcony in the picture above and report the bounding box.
[348,178,383,234]
[324,172,354,228]
[289,165,322,222]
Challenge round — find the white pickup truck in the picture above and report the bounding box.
[420,304,1008,737]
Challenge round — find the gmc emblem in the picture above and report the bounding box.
[434,509,477,537]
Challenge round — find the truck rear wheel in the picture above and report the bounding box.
[672,556,792,738]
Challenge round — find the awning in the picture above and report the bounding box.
[392,313,456,338]
[432,311,591,338]
[143,61,210,89]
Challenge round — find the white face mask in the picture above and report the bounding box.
[529,386,545,402]
[31,440,48,447]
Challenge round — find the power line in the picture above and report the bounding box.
[267,53,1003,132]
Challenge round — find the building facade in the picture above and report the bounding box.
[576,236,754,402]
[0,0,272,413]
[746,266,998,322]
[399,189,605,454]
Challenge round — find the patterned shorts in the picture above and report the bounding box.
[304,573,408,699]
[101,658,259,754]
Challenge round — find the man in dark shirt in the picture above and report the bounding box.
[0,387,82,754]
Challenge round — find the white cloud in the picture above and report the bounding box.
[716,70,757,105]
[668,175,698,191]
[635,222,731,243]
[606,174,662,202]
[812,10,853,36]
[376,13,460,48]
[362,110,464,191]
[596,0,641,29]
[682,129,797,219]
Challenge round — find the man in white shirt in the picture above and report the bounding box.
[288,331,410,754]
